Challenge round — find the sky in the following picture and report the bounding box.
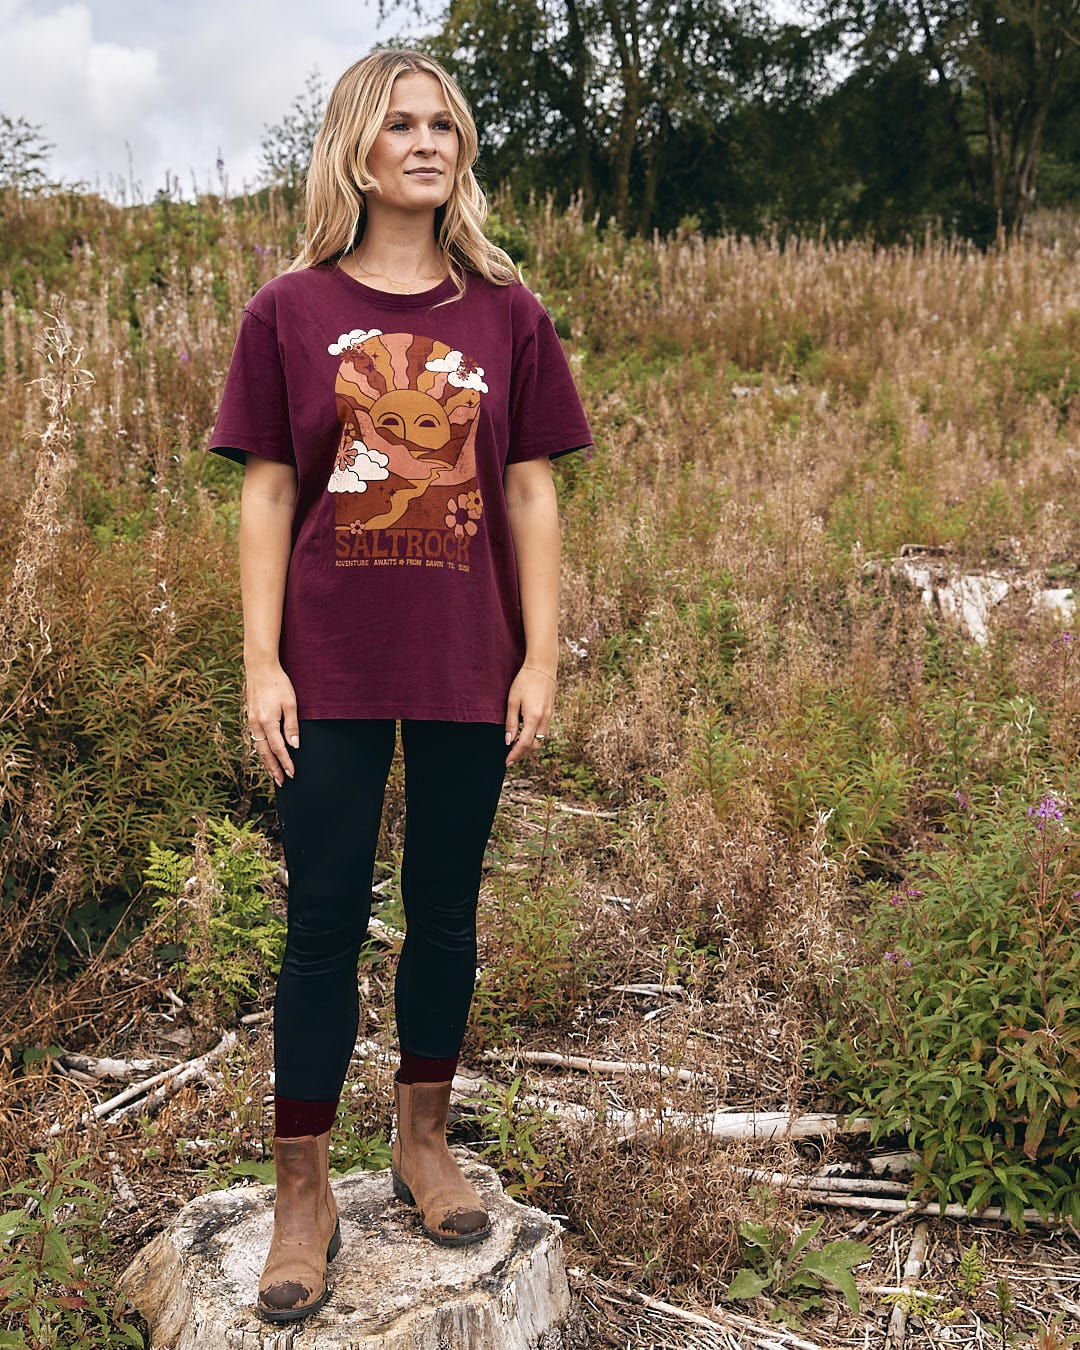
[0,0,420,200]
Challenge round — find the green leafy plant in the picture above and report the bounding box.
[0,1144,143,1348]
[469,805,595,1047]
[767,684,912,865]
[1031,1319,1080,1350]
[881,1290,961,1321]
[956,1240,986,1297]
[815,778,1080,1227]
[726,1214,871,1322]
[461,1076,567,1205]
[147,818,283,1018]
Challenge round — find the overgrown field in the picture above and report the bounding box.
[2,189,1080,1346]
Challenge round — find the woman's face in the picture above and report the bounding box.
[366,72,458,215]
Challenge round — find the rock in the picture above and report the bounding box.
[887,552,1075,644]
[118,1155,574,1349]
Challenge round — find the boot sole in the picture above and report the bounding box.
[391,1171,492,1247]
[254,1217,342,1323]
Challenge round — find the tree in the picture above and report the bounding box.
[818,0,1080,234]
[423,0,790,233]
[0,112,54,192]
[259,68,328,199]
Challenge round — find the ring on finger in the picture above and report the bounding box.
[251,735,267,743]
[534,733,546,742]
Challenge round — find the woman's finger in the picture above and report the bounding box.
[507,706,545,765]
[282,700,300,751]
[504,692,522,749]
[264,720,295,781]
[248,725,283,787]
[249,713,293,785]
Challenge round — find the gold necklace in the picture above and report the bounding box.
[351,261,446,295]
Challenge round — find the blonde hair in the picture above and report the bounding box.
[288,48,519,300]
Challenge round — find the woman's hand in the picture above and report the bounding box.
[246,660,300,786]
[504,665,556,766]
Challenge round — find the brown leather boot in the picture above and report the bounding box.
[256,1127,341,1322]
[391,1079,491,1246]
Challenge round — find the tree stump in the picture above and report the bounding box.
[118,1154,574,1348]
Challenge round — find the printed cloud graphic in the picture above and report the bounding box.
[327,443,390,493]
[424,349,488,393]
[328,328,383,357]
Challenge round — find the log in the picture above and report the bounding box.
[118,1156,573,1349]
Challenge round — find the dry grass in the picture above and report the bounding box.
[2,189,1080,1344]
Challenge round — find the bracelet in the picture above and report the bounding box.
[523,664,557,684]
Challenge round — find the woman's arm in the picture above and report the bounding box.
[503,456,560,766]
[240,456,300,786]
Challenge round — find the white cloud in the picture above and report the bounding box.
[0,0,418,198]
[425,349,488,393]
[328,327,382,356]
[425,350,463,373]
[0,3,161,193]
[327,443,389,492]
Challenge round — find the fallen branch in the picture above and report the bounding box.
[107,1152,137,1209]
[367,915,404,945]
[58,1052,163,1081]
[483,1047,707,1085]
[555,803,618,819]
[50,1031,238,1135]
[347,1054,873,1149]
[737,1167,912,1197]
[609,983,686,997]
[807,1191,1058,1227]
[587,1275,823,1350]
[886,1221,929,1350]
[453,1072,872,1144]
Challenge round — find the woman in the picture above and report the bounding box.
[208,47,592,1324]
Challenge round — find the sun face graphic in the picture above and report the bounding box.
[327,331,487,532]
[369,390,452,456]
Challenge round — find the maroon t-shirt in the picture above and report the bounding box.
[208,263,592,722]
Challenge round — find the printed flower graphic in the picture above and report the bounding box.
[335,442,360,473]
[445,491,483,538]
[425,349,489,393]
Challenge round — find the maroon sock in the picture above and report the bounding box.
[274,1095,339,1138]
[396,1052,459,1084]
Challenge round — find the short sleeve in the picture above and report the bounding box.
[207,307,295,467]
[506,310,593,465]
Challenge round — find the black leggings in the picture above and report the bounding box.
[272,720,507,1101]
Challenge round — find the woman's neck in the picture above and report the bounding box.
[346,207,446,288]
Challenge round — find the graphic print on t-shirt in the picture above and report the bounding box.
[326,329,488,572]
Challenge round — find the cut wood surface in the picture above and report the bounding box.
[119,1156,573,1349]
